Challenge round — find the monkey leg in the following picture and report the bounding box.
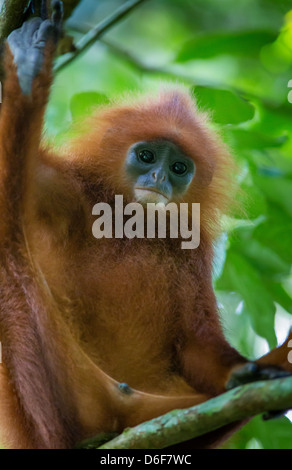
[7,0,62,96]
[73,356,210,438]
[115,387,210,430]
[0,362,34,449]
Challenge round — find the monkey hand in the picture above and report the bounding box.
[7,1,63,96]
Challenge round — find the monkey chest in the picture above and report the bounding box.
[76,243,183,389]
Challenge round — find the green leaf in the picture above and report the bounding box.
[70,92,109,121]
[263,282,292,315]
[217,250,276,347]
[216,290,256,359]
[255,102,292,137]
[194,86,254,124]
[231,415,292,449]
[253,216,292,265]
[253,174,292,218]
[226,128,288,151]
[230,226,291,278]
[235,182,267,220]
[177,30,277,62]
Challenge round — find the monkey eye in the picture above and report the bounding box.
[138,149,155,164]
[171,162,187,175]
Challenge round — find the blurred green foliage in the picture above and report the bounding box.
[47,0,292,449]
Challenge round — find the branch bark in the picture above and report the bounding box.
[77,376,292,449]
[54,0,149,73]
[0,0,30,44]
[60,0,80,20]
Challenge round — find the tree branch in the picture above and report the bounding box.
[99,39,285,110]
[60,0,80,20]
[54,0,149,73]
[0,0,30,44]
[77,376,292,449]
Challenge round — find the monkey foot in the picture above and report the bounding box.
[7,1,63,95]
[226,362,291,390]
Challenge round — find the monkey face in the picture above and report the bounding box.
[124,139,196,205]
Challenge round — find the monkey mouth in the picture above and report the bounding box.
[134,187,169,204]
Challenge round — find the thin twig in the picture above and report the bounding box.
[54,0,149,73]
[99,38,287,110]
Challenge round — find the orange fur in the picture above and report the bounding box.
[0,43,291,449]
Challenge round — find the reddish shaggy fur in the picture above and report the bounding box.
[0,45,291,449]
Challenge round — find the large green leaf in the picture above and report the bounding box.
[253,217,292,265]
[228,415,292,449]
[216,290,258,359]
[254,102,292,136]
[235,181,267,219]
[230,226,291,278]
[263,282,292,315]
[216,250,277,346]
[194,86,254,124]
[253,174,292,217]
[226,128,288,151]
[177,30,277,62]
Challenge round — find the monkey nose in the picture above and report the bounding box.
[152,170,166,183]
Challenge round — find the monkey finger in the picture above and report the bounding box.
[35,19,56,47]
[23,17,43,37]
[7,18,40,59]
[41,0,48,20]
[10,18,43,49]
[51,0,64,29]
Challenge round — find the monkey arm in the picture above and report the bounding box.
[0,6,80,448]
[176,270,292,397]
[174,271,246,396]
[178,325,247,397]
[179,318,292,403]
[179,320,292,399]
[7,18,59,96]
[0,5,62,242]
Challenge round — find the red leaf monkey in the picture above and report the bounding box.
[0,1,291,449]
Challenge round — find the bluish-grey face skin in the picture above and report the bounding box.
[125,140,196,205]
